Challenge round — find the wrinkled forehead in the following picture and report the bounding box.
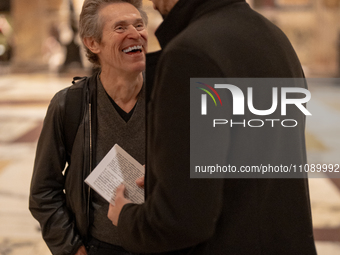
[98,2,143,27]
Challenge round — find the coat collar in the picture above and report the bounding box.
[155,0,245,49]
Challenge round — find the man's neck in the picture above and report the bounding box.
[99,69,143,113]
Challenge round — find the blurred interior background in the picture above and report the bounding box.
[0,0,340,254]
[0,0,339,76]
[0,0,163,76]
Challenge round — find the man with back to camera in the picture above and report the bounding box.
[108,0,317,254]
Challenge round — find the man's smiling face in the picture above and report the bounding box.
[95,2,148,74]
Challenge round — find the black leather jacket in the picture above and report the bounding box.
[29,75,98,255]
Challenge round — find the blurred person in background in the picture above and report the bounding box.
[0,14,12,62]
[29,0,147,254]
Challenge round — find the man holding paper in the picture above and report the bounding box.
[108,0,317,254]
[29,1,148,255]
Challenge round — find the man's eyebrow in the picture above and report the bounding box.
[134,18,144,23]
[113,18,144,27]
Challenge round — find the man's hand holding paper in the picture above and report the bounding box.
[85,144,145,205]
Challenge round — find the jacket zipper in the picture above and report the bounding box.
[89,103,92,172]
[87,103,92,237]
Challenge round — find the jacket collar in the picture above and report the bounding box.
[155,0,245,49]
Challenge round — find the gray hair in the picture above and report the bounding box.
[79,0,148,67]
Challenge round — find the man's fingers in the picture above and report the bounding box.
[115,184,131,204]
[116,184,125,196]
[108,184,132,226]
[136,176,144,188]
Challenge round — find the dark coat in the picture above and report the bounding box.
[29,75,98,255]
[118,0,317,254]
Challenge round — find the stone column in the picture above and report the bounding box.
[11,0,63,72]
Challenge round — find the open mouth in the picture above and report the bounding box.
[122,45,143,54]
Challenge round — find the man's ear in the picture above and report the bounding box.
[83,37,100,54]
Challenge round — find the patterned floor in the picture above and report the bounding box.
[0,73,339,255]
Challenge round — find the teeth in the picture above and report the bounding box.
[123,45,142,53]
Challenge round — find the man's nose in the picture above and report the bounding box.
[127,25,141,39]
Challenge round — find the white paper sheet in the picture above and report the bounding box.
[85,144,144,205]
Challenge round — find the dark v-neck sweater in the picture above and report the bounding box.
[90,75,145,246]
